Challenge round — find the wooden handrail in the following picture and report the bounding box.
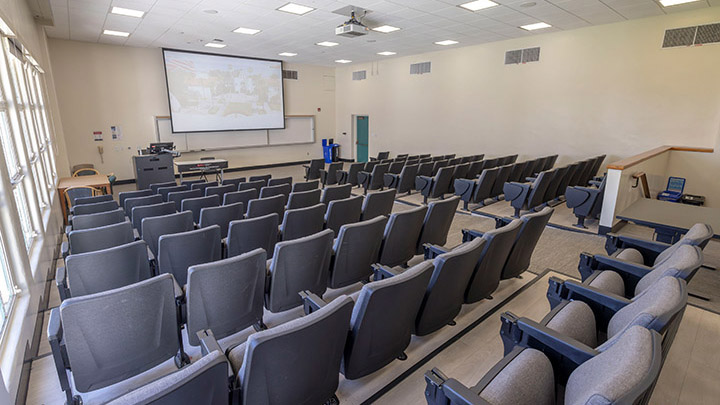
[607,145,714,170]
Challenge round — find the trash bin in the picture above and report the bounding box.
[330,144,340,162]
[322,139,333,163]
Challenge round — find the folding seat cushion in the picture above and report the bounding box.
[223,189,258,211]
[287,189,322,209]
[378,205,428,267]
[199,203,245,238]
[321,162,344,186]
[328,216,388,288]
[246,194,285,220]
[304,158,325,180]
[415,196,460,254]
[265,229,334,312]
[150,181,178,194]
[69,208,125,232]
[132,202,176,236]
[238,180,264,194]
[357,163,389,194]
[226,214,279,259]
[341,261,435,379]
[72,200,119,216]
[259,183,292,206]
[415,238,486,336]
[610,223,713,266]
[268,176,292,187]
[500,207,553,280]
[503,169,554,217]
[119,190,153,215]
[65,221,134,258]
[336,162,364,186]
[57,240,152,300]
[158,185,188,202]
[157,226,222,286]
[248,174,271,187]
[124,194,163,217]
[205,184,236,199]
[280,203,326,241]
[221,177,246,188]
[462,219,523,303]
[225,296,354,405]
[321,183,352,205]
[186,249,267,347]
[360,188,396,221]
[105,349,229,405]
[566,176,605,228]
[167,189,202,212]
[292,179,320,192]
[384,164,418,194]
[142,211,194,257]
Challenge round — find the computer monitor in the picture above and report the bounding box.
[149,142,174,154]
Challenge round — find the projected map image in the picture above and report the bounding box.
[164,50,285,132]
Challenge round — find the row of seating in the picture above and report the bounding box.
[49,202,554,405]
[423,222,712,405]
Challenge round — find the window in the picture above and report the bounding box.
[0,235,15,334]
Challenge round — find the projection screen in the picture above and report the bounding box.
[162,49,285,132]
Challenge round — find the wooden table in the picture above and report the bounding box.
[617,198,720,243]
[57,174,111,225]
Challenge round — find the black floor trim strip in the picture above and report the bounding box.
[362,268,551,405]
[688,302,720,316]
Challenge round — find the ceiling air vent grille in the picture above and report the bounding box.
[506,47,540,64]
[282,70,298,80]
[410,62,431,75]
[352,70,367,81]
[695,23,720,45]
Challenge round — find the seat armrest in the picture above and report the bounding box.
[425,368,489,405]
[64,225,72,234]
[172,277,185,303]
[424,243,450,260]
[462,228,485,242]
[197,329,223,357]
[502,182,529,201]
[55,267,68,301]
[589,180,602,187]
[525,176,537,182]
[48,308,71,392]
[594,254,653,279]
[372,264,399,280]
[604,233,669,259]
[299,291,328,315]
[61,241,69,259]
[564,280,631,312]
[494,217,513,229]
[133,228,140,241]
[516,317,599,368]
[146,246,155,262]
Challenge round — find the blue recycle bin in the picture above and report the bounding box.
[322,139,340,163]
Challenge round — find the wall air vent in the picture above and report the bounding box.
[521,47,540,63]
[505,50,522,65]
[352,70,367,81]
[505,47,540,65]
[695,23,720,45]
[282,70,298,80]
[410,62,431,75]
[663,23,720,48]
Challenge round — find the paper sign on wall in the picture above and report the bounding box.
[93,131,103,141]
[111,125,122,140]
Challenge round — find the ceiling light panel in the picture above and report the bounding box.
[103,30,130,37]
[205,42,226,48]
[435,40,459,46]
[111,7,145,18]
[233,27,261,35]
[335,59,352,63]
[659,0,700,5]
[459,1,499,12]
[277,3,315,15]
[372,25,401,33]
[279,52,297,56]
[316,41,339,47]
[521,22,552,31]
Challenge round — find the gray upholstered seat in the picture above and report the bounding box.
[124,194,163,218]
[199,203,244,238]
[56,240,152,300]
[205,184,236,199]
[384,164,418,194]
[287,189,322,209]
[190,181,218,196]
[157,226,222,285]
[150,181,178,194]
[223,189,258,211]
[336,162,363,186]
[304,158,325,181]
[328,216,388,288]
[246,194,285,220]
[325,195,363,236]
[415,238,486,336]
[167,189,202,212]
[360,188,396,221]
[506,161,527,182]
[180,179,205,188]
[119,190,153,215]
[611,223,713,266]
[186,249,267,347]
[565,175,605,228]
[221,177,246,188]
[342,261,434,379]
[226,214,279,259]
[69,208,125,232]
[487,164,512,199]
[280,203,326,241]
[181,195,221,224]
[132,202,176,236]
[238,179,264,194]
[416,166,454,204]
[415,196,459,254]
[142,211,194,257]
[249,174,271,187]
[320,162,343,186]
[268,176,292,187]
[378,205,428,267]
[504,169,555,217]
[320,183,352,204]
[65,221,134,258]
[387,161,404,174]
[48,274,186,404]
[454,167,498,210]
[292,179,320,192]
[259,183,292,206]
[265,229,334,312]
[72,194,113,207]
[72,200,119,216]
[157,185,188,202]
[462,219,523,303]
[357,163,389,194]
[226,295,354,405]
[500,207,553,280]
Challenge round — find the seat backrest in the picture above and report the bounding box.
[654,223,714,265]
[321,183,352,205]
[238,180,264,193]
[73,200,119,216]
[221,177,246,188]
[266,229,334,312]
[518,159,537,180]
[142,211,194,257]
[106,350,229,405]
[124,194,163,217]
[452,163,470,180]
[636,244,703,295]
[464,219,523,303]
[306,159,325,180]
[259,183,291,206]
[417,162,434,177]
[158,185,188,202]
[181,179,205,188]
[181,195,221,224]
[364,161,378,172]
[397,164,419,194]
[150,181,178,194]
[292,180,320,192]
[342,261,434,380]
[329,216,388,288]
[575,159,595,186]
[431,160,449,175]
[527,170,554,207]
[59,274,180,392]
[325,195,363,236]
[73,194,113,206]
[223,189,258,211]
[68,221,134,255]
[369,164,389,189]
[556,162,580,195]
[239,296,354,405]
[186,249,267,346]
[379,205,428,267]
[287,189,322,209]
[226,213,279,259]
[388,161,404,174]
[542,165,569,201]
[377,151,390,160]
[190,182,218,196]
[132,202,176,236]
[489,164,513,198]
[568,160,589,186]
[71,208,125,231]
[205,184,236,199]
[199,202,244,238]
[268,176,292,187]
[168,189,202,212]
[415,238,486,336]
[429,166,454,198]
[249,174,271,187]
[416,196,460,254]
[281,203,326,241]
[588,155,606,180]
[465,160,484,179]
[119,190,153,214]
[323,162,343,185]
[501,207,553,279]
[566,326,662,405]
[65,240,152,298]
[473,167,499,202]
[246,194,285,219]
[507,161,527,182]
[484,158,499,169]
[361,188,396,221]
[157,226,222,285]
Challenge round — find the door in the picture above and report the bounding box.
[356,116,369,162]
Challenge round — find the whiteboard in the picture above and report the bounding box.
[156,115,315,152]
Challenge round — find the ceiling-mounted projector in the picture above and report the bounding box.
[335,11,368,38]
